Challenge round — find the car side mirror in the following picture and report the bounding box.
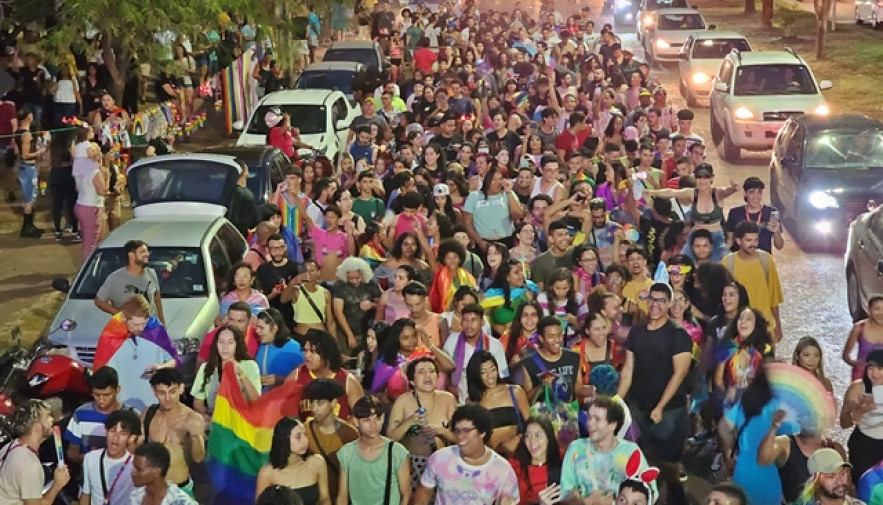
[878,259,883,275]
[678,52,689,60]
[819,80,833,91]
[231,120,245,131]
[52,277,70,293]
[714,81,729,92]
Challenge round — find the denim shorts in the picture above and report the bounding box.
[18,163,38,204]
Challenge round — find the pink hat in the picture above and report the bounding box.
[624,126,639,141]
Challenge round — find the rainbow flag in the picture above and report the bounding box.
[221,52,256,134]
[429,267,476,313]
[207,362,303,504]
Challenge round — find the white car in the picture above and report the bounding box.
[855,0,883,28]
[709,49,832,161]
[49,154,249,368]
[678,31,751,106]
[635,0,691,41]
[641,8,708,64]
[236,89,360,162]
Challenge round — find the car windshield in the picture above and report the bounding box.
[692,38,751,58]
[734,64,819,95]
[646,0,690,9]
[323,49,379,69]
[247,104,326,135]
[71,247,208,299]
[657,13,705,30]
[295,70,357,95]
[805,129,883,169]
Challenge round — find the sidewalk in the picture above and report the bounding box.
[789,0,857,26]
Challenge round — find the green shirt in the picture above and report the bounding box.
[352,196,385,223]
[337,438,409,505]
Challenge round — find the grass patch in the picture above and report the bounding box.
[692,0,883,119]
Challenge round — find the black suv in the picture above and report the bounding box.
[769,114,883,248]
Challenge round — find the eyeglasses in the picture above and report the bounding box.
[647,296,669,305]
[580,256,597,263]
[673,297,688,304]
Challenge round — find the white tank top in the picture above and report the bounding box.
[530,178,560,199]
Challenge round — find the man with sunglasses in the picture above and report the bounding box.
[618,282,693,505]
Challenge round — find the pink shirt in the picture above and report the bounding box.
[394,213,426,242]
[310,225,349,266]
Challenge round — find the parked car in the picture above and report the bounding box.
[49,154,249,367]
[641,8,709,64]
[770,114,883,247]
[294,61,365,104]
[235,89,360,162]
[323,40,387,71]
[678,31,751,106]
[200,145,289,205]
[635,0,691,39]
[710,48,832,161]
[855,0,883,28]
[846,202,883,321]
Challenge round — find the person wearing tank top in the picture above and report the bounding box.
[844,300,883,380]
[288,331,364,423]
[530,157,567,201]
[840,349,883,487]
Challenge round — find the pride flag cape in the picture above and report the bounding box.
[429,266,476,313]
[481,281,539,311]
[207,362,303,504]
[92,314,179,370]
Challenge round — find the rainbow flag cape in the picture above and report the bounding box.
[429,266,475,313]
[359,243,386,269]
[93,313,179,370]
[207,362,303,505]
[481,281,539,311]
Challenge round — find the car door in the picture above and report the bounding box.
[678,36,693,83]
[711,59,733,122]
[859,209,883,301]
[779,124,804,216]
[208,236,234,295]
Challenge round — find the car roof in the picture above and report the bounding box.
[328,41,378,50]
[655,7,703,14]
[731,50,804,65]
[199,145,282,165]
[692,31,747,40]
[99,215,222,248]
[259,89,338,105]
[302,61,366,72]
[797,114,883,132]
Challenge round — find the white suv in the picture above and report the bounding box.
[709,49,832,161]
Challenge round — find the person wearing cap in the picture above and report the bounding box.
[644,163,739,263]
[840,348,883,489]
[725,177,784,254]
[337,395,411,505]
[618,48,641,84]
[802,448,866,505]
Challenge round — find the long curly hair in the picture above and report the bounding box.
[200,325,253,394]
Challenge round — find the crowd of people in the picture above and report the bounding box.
[3,1,883,505]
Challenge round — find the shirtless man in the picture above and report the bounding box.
[141,368,205,499]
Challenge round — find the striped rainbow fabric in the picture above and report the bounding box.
[221,52,256,134]
[207,362,302,505]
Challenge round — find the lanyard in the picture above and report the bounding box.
[744,206,763,225]
[99,450,132,505]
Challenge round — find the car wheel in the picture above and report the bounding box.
[679,78,688,99]
[847,266,868,321]
[722,126,741,161]
[710,110,723,145]
[646,43,656,66]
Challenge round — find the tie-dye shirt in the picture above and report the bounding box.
[421,446,520,505]
[560,438,656,499]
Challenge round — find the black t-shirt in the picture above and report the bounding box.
[256,260,301,329]
[431,133,462,165]
[517,349,581,403]
[486,130,521,157]
[725,205,777,253]
[624,319,693,411]
[638,213,684,272]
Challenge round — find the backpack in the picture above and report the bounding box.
[724,251,770,283]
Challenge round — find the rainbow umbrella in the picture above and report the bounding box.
[766,362,836,435]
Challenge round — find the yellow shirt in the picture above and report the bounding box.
[622,277,653,314]
[725,252,783,329]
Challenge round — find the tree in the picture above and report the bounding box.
[813,0,835,58]
[763,0,775,26]
[745,0,757,15]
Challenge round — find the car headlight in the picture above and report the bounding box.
[655,39,670,49]
[813,104,830,116]
[808,190,839,209]
[734,107,754,120]
[692,72,710,84]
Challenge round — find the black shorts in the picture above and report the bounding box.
[390,58,402,66]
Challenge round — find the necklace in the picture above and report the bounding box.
[462,446,490,465]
